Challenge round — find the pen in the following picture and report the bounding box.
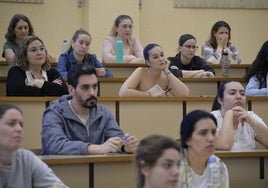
[165,88,172,94]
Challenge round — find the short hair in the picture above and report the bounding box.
[109,15,133,36]
[0,103,22,119]
[15,35,51,71]
[67,63,97,88]
[5,14,34,42]
[143,43,161,61]
[178,34,196,46]
[180,110,217,149]
[135,134,180,188]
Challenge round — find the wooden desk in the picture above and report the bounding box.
[0,61,251,78]
[97,77,245,97]
[1,96,268,150]
[39,150,268,188]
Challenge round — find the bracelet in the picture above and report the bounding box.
[148,91,151,97]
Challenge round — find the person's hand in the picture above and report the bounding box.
[201,71,214,78]
[96,68,106,77]
[232,106,251,126]
[163,59,171,72]
[49,182,64,188]
[151,90,167,97]
[52,78,63,85]
[33,79,45,88]
[216,34,228,49]
[123,134,138,153]
[99,137,122,154]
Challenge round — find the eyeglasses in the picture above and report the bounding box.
[182,45,198,51]
[28,46,46,53]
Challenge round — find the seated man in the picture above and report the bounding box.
[41,63,138,155]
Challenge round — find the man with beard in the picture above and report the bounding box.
[41,63,138,155]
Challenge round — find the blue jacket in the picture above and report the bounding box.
[57,50,113,78]
[41,95,124,155]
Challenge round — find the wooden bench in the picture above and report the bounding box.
[1,96,267,150]
[38,150,268,188]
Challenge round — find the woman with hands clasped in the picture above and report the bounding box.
[201,21,241,64]
[6,36,68,96]
[211,81,268,150]
[119,43,189,97]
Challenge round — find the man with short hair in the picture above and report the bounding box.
[41,63,138,155]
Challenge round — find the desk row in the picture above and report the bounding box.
[0,61,250,78]
[0,96,266,150]
[0,76,245,96]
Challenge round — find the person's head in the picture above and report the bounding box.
[0,104,23,153]
[180,110,217,157]
[244,41,268,82]
[211,81,246,111]
[15,35,51,71]
[70,29,91,57]
[5,14,34,42]
[135,134,180,188]
[178,34,198,61]
[143,43,166,69]
[109,15,133,39]
[67,63,98,109]
[208,21,231,49]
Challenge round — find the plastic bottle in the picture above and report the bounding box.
[207,156,221,188]
[115,37,123,63]
[62,39,68,53]
[220,51,230,77]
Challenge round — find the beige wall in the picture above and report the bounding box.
[0,0,268,64]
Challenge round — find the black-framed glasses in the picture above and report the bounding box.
[182,45,198,51]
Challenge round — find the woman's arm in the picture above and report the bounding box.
[119,67,149,97]
[214,110,235,150]
[245,76,268,96]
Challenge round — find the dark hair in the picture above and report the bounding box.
[15,35,51,71]
[178,34,196,46]
[67,63,97,88]
[180,110,217,149]
[0,103,22,119]
[211,80,234,111]
[5,14,34,42]
[244,41,268,87]
[135,134,180,188]
[110,15,133,36]
[143,43,161,61]
[207,21,231,49]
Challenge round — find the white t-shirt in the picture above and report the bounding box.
[211,110,267,150]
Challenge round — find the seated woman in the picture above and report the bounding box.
[57,29,112,78]
[119,43,189,97]
[244,41,268,96]
[179,110,229,187]
[6,36,68,96]
[0,103,67,188]
[201,21,241,64]
[2,14,56,67]
[102,14,145,64]
[135,134,180,188]
[168,34,215,78]
[211,81,268,150]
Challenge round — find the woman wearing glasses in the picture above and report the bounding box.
[168,34,215,78]
[201,21,241,64]
[102,14,145,64]
[6,36,68,96]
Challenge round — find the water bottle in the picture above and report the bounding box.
[62,39,68,53]
[115,37,123,63]
[221,51,230,77]
[207,156,221,188]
